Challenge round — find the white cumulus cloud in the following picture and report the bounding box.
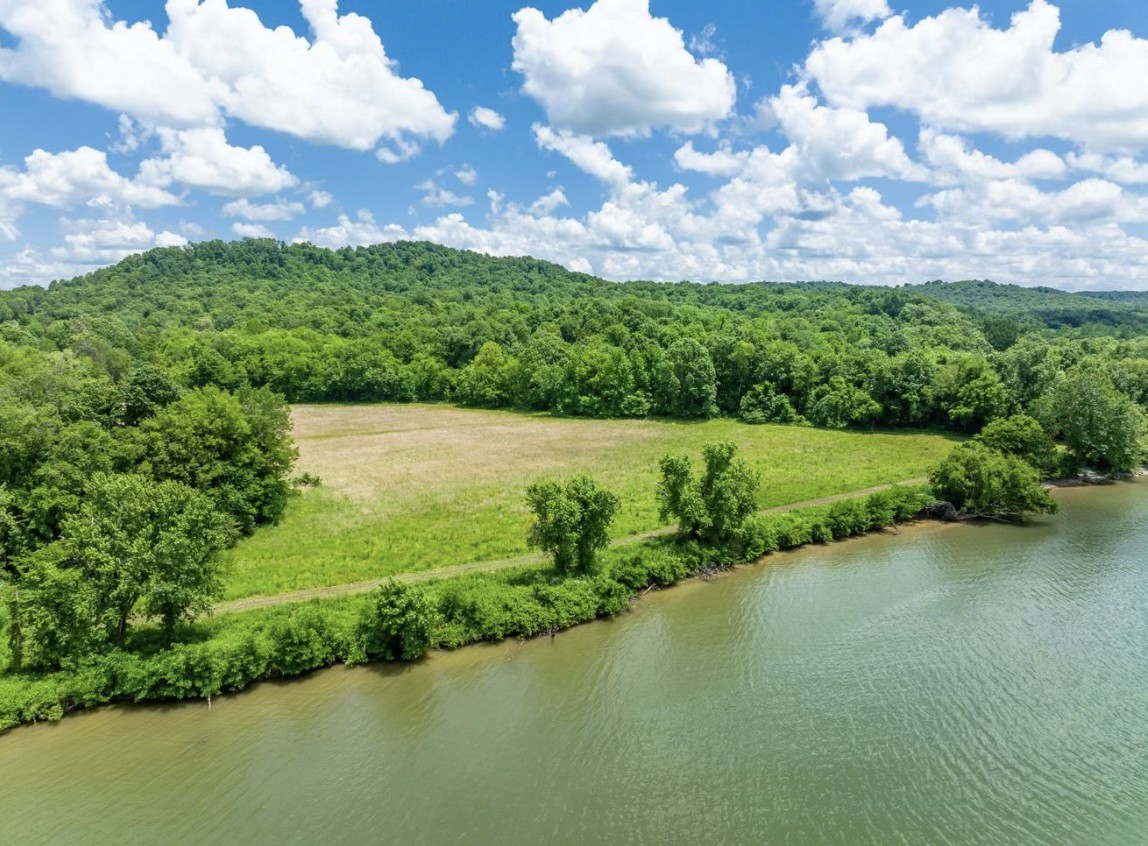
[468,107,506,131]
[222,198,305,221]
[813,0,892,34]
[512,0,736,136]
[231,222,275,238]
[0,146,178,208]
[0,0,456,156]
[138,128,297,197]
[534,125,633,186]
[807,0,1148,152]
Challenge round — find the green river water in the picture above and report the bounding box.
[2,482,1147,845]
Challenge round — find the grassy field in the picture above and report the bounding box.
[224,404,960,599]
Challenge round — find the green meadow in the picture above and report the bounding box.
[223,404,959,600]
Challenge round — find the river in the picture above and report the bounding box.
[2,482,1147,845]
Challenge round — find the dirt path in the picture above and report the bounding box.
[214,478,928,616]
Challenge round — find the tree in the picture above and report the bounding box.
[58,473,235,646]
[805,377,880,429]
[525,475,620,574]
[657,441,760,544]
[0,486,26,670]
[739,382,804,425]
[929,442,1057,518]
[454,341,518,408]
[1035,370,1145,472]
[975,414,1059,475]
[360,581,439,661]
[119,363,182,426]
[142,385,297,534]
[666,338,718,418]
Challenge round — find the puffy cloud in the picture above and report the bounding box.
[138,128,297,196]
[674,142,749,178]
[529,188,569,215]
[534,125,633,186]
[231,222,274,238]
[468,107,506,131]
[512,0,735,136]
[55,215,186,263]
[806,1,1148,152]
[0,0,219,126]
[0,0,455,155]
[920,129,1066,184]
[1067,153,1148,185]
[920,177,1148,226]
[221,198,305,221]
[455,165,478,186]
[0,146,178,208]
[770,84,927,182]
[813,0,891,34]
[0,213,188,287]
[294,209,405,249]
[309,190,334,209]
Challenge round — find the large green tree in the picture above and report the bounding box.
[142,385,297,534]
[975,414,1059,475]
[657,442,760,544]
[18,474,236,663]
[525,475,620,574]
[929,442,1057,518]
[1036,370,1145,472]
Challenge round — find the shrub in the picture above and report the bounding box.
[359,581,439,661]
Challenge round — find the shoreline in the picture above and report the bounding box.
[1,475,1141,737]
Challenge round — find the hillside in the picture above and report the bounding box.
[2,239,1147,430]
[902,278,1148,333]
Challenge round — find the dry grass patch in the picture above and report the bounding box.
[224,404,958,599]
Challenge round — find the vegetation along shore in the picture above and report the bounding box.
[1,240,1146,732]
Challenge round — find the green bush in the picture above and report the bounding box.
[360,581,439,661]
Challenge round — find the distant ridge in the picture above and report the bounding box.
[3,238,1148,335]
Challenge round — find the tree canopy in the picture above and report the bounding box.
[658,441,761,544]
[929,442,1057,519]
[526,475,620,575]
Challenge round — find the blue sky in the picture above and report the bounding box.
[3,0,1148,290]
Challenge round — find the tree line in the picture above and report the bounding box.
[2,240,1147,457]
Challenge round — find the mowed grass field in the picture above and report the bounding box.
[223,404,960,599]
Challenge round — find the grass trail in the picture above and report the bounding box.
[215,477,928,615]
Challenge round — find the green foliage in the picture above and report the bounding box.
[739,383,805,425]
[360,581,439,661]
[0,482,929,733]
[657,442,761,544]
[16,474,235,669]
[929,442,1058,517]
[142,385,297,534]
[120,363,182,426]
[1035,370,1146,472]
[806,376,880,429]
[975,414,1059,475]
[1,238,1146,728]
[525,475,621,575]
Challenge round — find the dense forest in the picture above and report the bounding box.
[3,239,1148,433]
[0,238,1145,679]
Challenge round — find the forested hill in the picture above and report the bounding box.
[902,279,1148,333]
[4,238,1146,337]
[1,238,1147,438]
